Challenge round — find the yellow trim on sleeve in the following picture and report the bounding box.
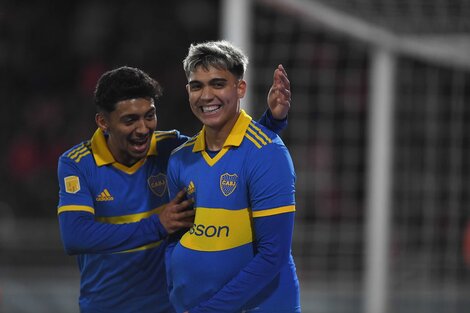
[252,205,296,218]
[244,133,262,148]
[95,204,165,224]
[68,145,88,159]
[57,205,95,215]
[247,126,269,146]
[115,240,162,254]
[75,151,91,163]
[249,123,272,144]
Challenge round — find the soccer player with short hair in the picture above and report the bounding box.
[166,41,300,313]
[57,65,292,313]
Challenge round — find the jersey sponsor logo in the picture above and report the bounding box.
[148,173,167,197]
[220,173,238,196]
[180,207,253,251]
[189,223,229,238]
[64,176,80,194]
[187,181,195,196]
[96,188,114,201]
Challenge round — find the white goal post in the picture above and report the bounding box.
[221,1,470,313]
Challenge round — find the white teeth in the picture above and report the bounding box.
[201,105,221,113]
[131,138,148,145]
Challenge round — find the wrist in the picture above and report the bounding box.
[269,108,287,121]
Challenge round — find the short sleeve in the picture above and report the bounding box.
[57,156,93,210]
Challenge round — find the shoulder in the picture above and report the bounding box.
[154,129,183,142]
[153,129,190,155]
[57,140,95,182]
[59,140,93,166]
[170,132,198,157]
[243,121,294,171]
[244,120,285,152]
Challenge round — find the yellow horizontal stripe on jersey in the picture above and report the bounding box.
[180,207,254,252]
[57,205,95,215]
[115,240,162,254]
[252,205,296,218]
[95,204,165,224]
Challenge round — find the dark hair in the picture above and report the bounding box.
[94,66,163,113]
[183,40,248,80]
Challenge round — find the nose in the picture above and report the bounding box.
[135,119,148,135]
[200,86,214,101]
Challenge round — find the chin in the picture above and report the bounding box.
[201,115,223,127]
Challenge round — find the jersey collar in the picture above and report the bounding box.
[192,109,252,153]
[90,128,158,167]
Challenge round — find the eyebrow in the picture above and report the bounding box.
[120,107,156,120]
[209,78,227,83]
[189,78,228,86]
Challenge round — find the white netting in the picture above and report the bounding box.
[250,1,470,312]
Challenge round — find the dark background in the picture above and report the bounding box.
[0,0,219,219]
[2,1,470,312]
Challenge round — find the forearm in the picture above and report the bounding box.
[59,210,168,255]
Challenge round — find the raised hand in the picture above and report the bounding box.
[267,64,291,120]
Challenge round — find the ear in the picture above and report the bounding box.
[237,80,247,99]
[186,83,190,95]
[95,113,108,132]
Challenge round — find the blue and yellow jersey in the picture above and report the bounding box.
[57,128,188,313]
[167,110,300,313]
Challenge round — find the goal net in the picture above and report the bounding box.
[249,1,470,312]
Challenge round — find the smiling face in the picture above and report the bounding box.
[95,97,157,167]
[186,65,246,138]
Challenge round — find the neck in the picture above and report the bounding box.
[204,127,227,151]
[204,112,240,151]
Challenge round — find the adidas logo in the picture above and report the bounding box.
[187,181,195,195]
[96,189,114,201]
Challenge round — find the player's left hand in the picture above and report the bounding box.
[267,64,291,120]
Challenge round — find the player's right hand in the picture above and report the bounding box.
[159,189,195,234]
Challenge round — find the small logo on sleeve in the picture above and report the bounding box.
[148,173,167,197]
[64,176,80,194]
[96,189,114,201]
[220,173,238,196]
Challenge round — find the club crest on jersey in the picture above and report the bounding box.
[148,173,167,197]
[220,173,238,196]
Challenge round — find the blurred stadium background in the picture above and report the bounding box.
[1,1,470,312]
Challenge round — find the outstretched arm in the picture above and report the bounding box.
[57,157,193,255]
